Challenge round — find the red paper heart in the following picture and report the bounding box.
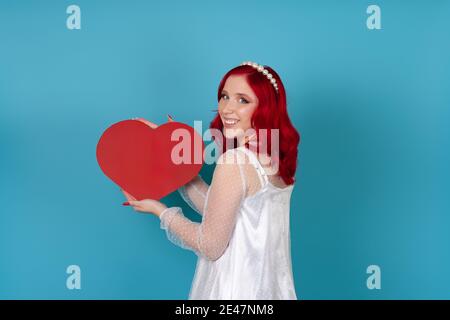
[96,120,204,200]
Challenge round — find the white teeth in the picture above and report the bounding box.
[224,119,239,125]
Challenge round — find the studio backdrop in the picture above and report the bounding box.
[1,0,449,299]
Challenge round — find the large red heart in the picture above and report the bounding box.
[96,120,204,200]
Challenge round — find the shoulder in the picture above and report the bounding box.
[210,148,248,194]
[216,147,247,166]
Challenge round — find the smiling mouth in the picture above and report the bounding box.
[222,117,240,126]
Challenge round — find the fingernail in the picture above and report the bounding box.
[122,201,130,206]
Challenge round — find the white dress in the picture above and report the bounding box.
[159,145,297,300]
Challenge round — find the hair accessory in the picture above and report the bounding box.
[240,61,279,92]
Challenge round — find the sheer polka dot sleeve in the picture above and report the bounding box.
[159,148,247,261]
[177,175,209,216]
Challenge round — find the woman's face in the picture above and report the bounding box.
[218,75,258,143]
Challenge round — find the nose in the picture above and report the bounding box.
[220,99,238,115]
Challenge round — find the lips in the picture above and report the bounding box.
[222,117,240,127]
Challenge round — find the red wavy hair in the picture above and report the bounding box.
[209,64,300,185]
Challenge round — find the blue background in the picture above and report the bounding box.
[1,0,449,299]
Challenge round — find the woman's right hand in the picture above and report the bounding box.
[131,114,174,128]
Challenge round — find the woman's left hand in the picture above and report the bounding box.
[127,199,168,218]
[121,190,167,217]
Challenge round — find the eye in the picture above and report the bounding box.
[220,93,229,100]
[239,97,249,104]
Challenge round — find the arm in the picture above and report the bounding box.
[177,174,209,216]
[160,149,247,261]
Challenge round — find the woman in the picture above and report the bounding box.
[124,61,300,299]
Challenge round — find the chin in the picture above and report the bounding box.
[223,133,237,140]
[223,128,241,140]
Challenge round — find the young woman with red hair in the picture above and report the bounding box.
[124,62,300,299]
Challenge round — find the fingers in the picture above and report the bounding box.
[138,118,158,129]
[128,200,142,212]
[121,189,136,201]
[131,117,158,129]
[121,191,132,201]
[119,189,139,209]
[130,116,174,127]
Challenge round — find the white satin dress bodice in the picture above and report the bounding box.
[189,146,297,300]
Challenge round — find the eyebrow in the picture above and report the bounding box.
[221,90,252,98]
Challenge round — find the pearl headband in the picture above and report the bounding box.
[241,61,279,92]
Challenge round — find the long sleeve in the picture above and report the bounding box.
[177,174,209,216]
[160,148,247,261]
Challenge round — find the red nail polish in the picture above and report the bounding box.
[122,201,130,206]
